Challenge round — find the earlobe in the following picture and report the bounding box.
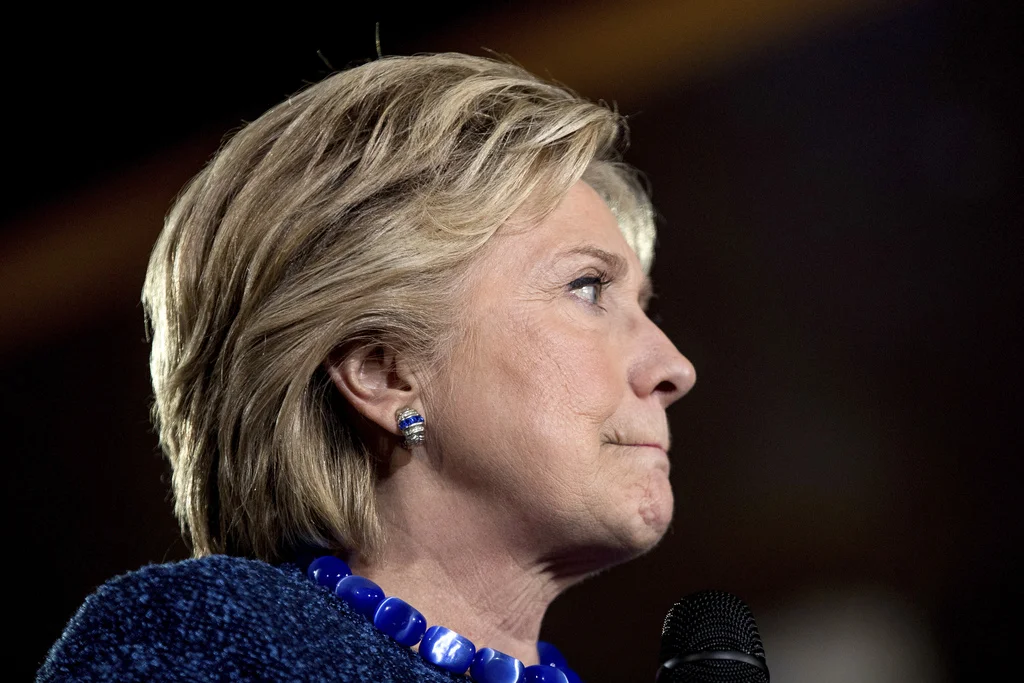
[324,345,421,438]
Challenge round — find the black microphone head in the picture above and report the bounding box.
[657,590,769,683]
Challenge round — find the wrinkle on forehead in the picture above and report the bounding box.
[481,181,647,271]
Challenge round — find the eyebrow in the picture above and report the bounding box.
[555,245,654,310]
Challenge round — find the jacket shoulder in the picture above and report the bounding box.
[38,556,334,681]
[39,555,458,682]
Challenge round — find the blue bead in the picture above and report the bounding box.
[537,641,568,669]
[523,665,569,683]
[558,667,583,683]
[334,575,385,618]
[373,596,427,647]
[398,415,423,429]
[306,555,351,591]
[419,625,476,673]
[470,648,525,683]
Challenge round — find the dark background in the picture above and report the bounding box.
[5,1,1021,680]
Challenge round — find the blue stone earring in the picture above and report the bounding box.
[396,407,425,450]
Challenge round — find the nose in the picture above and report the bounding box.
[630,317,696,409]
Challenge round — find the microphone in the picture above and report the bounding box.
[656,590,770,682]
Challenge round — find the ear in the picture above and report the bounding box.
[324,344,423,440]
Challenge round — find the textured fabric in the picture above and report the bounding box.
[38,555,464,682]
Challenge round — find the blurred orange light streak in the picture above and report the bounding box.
[0,0,912,355]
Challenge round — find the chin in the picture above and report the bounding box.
[611,470,675,560]
[544,472,675,577]
[634,474,675,548]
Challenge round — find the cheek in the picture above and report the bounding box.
[433,311,623,489]
[495,314,622,431]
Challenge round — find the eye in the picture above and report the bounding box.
[568,272,611,306]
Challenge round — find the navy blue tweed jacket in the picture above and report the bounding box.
[39,555,463,682]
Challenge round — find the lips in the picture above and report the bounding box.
[607,441,671,476]
[607,441,668,452]
[605,427,670,453]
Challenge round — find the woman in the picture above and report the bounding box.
[39,53,694,682]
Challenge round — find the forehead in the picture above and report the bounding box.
[493,181,642,271]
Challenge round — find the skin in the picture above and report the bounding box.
[328,180,695,666]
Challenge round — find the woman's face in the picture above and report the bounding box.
[425,181,695,572]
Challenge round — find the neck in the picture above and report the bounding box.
[349,454,577,666]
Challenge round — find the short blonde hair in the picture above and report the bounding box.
[143,53,656,562]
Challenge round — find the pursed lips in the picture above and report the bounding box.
[606,441,671,475]
[606,440,668,453]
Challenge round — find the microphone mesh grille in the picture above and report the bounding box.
[660,659,768,683]
[659,590,768,683]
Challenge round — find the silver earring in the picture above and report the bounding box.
[395,407,425,450]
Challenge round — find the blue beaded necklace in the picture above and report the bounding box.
[306,555,583,683]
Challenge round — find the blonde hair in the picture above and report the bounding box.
[143,53,656,562]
